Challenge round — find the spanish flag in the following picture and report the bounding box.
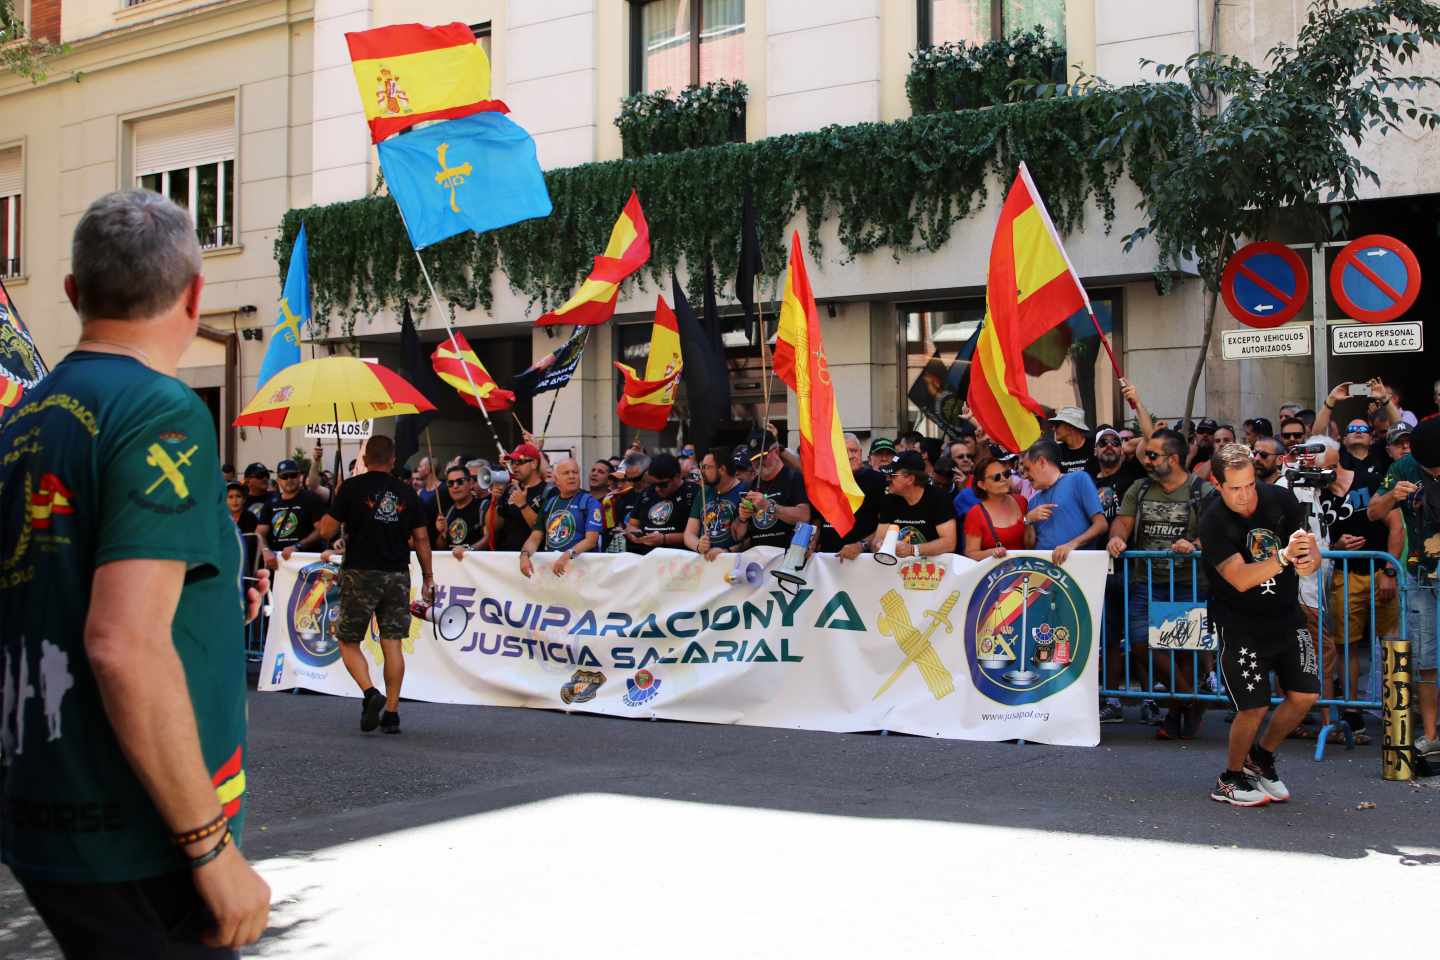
[28,473,73,529]
[212,745,246,819]
[967,164,1090,453]
[772,232,863,537]
[345,22,507,143]
[0,379,19,412]
[537,191,650,327]
[432,331,515,412]
[614,296,682,431]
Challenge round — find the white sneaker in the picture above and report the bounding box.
[1210,772,1270,807]
[1244,749,1290,802]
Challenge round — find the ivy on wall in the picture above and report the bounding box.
[906,27,1067,115]
[616,79,748,157]
[276,94,1129,339]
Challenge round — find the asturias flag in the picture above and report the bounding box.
[345,21,507,143]
[432,331,515,412]
[614,295,682,432]
[257,223,310,389]
[966,163,1091,453]
[378,112,551,250]
[537,190,650,326]
[772,232,863,536]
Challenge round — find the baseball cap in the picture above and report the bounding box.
[1196,417,1218,433]
[1411,417,1440,469]
[745,428,778,459]
[1249,417,1274,437]
[882,450,927,476]
[1047,406,1089,433]
[276,458,300,475]
[648,453,681,480]
[225,481,245,494]
[1095,426,1121,442]
[507,442,542,463]
[243,462,270,478]
[870,437,896,454]
[731,448,754,472]
[1386,424,1413,445]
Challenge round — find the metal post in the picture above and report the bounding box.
[1382,637,1414,781]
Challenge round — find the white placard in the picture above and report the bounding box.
[1330,321,1423,356]
[304,420,374,440]
[1221,326,1312,360]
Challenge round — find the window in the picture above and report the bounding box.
[132,100,236,250]
[0,147,21,278]
[920,0,1065,47]
[468,21,492,59]
[630,0,745,94]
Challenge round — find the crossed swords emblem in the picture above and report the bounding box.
[874,589,961,701]
[145,443,199,499]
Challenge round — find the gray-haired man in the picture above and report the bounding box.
[1,190,271,954]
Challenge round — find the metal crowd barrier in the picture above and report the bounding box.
[1100,549,1418,768]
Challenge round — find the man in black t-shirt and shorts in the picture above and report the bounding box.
[1199,443,1321,807]
[317,436,435,735]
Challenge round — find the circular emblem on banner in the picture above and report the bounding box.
[1220,241,1309,328]
[1329,234,1421,323]
[647,499,674,526]
[546,509,577,549]
[286,560,344,666]
[964,557,1091,705]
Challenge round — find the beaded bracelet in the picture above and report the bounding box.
[188,826,232,870]
[173,813,227,847]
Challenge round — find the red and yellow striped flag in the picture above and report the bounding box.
[614,295,682,431]
[211,745,246,819]
[432,331,515,412]
[537,190,650,326]
[0,379,20,412]
[967,164,1090,453]
[345,22,507,143]
[772,231,863,536]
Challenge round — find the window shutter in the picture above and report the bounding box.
[133,101,235,177]
[0,148,21,197]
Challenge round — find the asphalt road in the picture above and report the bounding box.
[3,692,1437,959]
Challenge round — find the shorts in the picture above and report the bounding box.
[1215,619,1320,712]
[336,569,411,643]
[18,868,235,958]
[1406,582,1439,672]
[1325,568,1399,645]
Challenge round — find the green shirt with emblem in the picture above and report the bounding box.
[0,352,247,883]
[1379,454,1440,579]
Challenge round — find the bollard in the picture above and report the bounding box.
[1381,639,1414,781]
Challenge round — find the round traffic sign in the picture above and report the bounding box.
[1329,234,1421,323]
[1220,242,1309,328]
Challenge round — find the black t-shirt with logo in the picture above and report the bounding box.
[746,465,809,548]
[1093,458,1147,523]
[602,486,644,553]
[877,485,958,547]
[328,471,425,572]
[1340,449,1387,495]
[1058,438,1096,476]
[497,480,551,551]
[243,491,270,522]
[1199,483,1306,645]
[1317,474,1389,552]
[628,482,698,555]
[258,489,328,550]
[444,497,487,549]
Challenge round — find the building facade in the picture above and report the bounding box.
[5,0,1438,470]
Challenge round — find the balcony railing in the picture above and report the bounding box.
[0,257,21,278]
[199,223,234,250]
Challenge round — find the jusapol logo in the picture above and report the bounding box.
[622,669,662,707]
[964,557,1091,706]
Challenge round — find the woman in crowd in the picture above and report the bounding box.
[962,452,1034,561]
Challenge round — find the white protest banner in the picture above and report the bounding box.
[260,549,1108,746]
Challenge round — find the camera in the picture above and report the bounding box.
[1349,382,1372,397]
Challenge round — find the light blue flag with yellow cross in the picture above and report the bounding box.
[377,111,552,250]
[258,223,310,388]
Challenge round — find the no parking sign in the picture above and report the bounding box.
[1220,242,1309,328]
[1329,235,1421,323]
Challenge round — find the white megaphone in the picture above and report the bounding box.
[725,553,764,588]
[873,525,900,566]
[409,599,471,642]
[771,522,815,597]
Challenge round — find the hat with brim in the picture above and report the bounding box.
[1047,406,1090,433]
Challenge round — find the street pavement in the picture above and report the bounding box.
[3,691,1438,959]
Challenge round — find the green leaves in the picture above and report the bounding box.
[616,80,748,158]
[907,26,1066,114]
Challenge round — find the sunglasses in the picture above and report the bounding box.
[986,469,1013,481]
[278,472,300,480]
[1346,426,1371,435]
[446,478,469,486]
[1281,432,1305,441]
[1253,451,1277,460]
[509,458,534,466]
[1141,450,1167,460]
[1096,437,1121,447]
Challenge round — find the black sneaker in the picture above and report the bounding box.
[1210,770,1270,807]
[360,689,385,732]
[380,710,401,735]
[1099,702,1125,723]
[1243,746,1290,802]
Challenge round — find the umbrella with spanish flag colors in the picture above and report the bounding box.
[233,355,436,428]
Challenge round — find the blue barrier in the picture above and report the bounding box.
[1101,549,1411,762]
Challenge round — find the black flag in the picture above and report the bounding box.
[508,325,588,402]
[393,302,442,468]
[672,270,729,456]
[736,181,760,345]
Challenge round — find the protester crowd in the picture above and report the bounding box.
[227,375,1440,760]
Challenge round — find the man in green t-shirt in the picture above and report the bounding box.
[1,191,270,956]
[1367,416,1440,761]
